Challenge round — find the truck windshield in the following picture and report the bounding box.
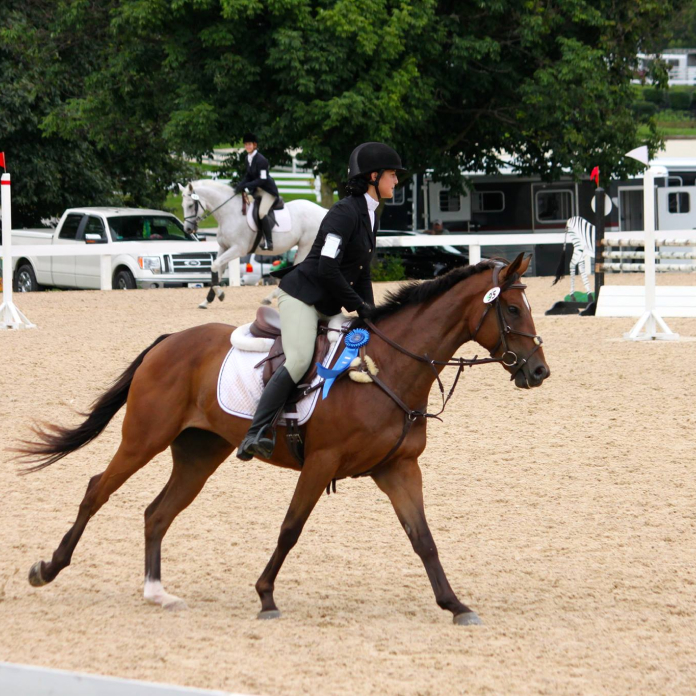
[108,216,192,242]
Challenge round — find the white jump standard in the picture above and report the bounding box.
[0,173,35,330]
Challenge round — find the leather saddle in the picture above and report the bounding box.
[252,196,285,231]
[249,307,330,400]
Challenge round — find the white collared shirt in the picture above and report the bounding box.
[364,192,379,231]
[247,150,257,166]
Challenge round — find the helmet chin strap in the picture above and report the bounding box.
[369,169,384,201]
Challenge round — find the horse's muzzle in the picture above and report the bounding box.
[513,359,550,389]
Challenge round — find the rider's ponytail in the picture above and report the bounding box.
[345,175,370,197]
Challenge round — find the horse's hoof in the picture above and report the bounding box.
[257,609,281,620]
[198,303,208,309]
[217,292,225,302]
[261,299,272,306]
[453,611,482,626]
[163,598,188,612]
[28,561,48,587]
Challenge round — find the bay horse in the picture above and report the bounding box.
[18,254,549,626]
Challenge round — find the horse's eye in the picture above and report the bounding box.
[508,305,519,315]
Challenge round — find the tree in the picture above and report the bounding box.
[2,0,685,225]
[0,0,191,227]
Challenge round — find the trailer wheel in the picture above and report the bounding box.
[14,263,40,292]
[113,269,136,290]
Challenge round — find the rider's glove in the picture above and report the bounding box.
[234,182,245,194]
[356,303,372,319]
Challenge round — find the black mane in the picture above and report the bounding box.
[363,259,501,325]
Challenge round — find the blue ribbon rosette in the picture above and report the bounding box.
[316,328,370,399]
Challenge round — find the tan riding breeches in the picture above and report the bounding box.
[277,290,328,382]
[254,190,276,219]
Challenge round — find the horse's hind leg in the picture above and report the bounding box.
[143,428,233,610]
[29,443,156,587]
[372,457,482,626]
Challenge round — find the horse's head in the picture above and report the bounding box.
[179,182,205,233]
[469,253,550,389]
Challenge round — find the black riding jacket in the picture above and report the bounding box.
[237,151,279,197]
[279,194,376,316]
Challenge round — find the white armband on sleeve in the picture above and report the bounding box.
[260,170,268,180]
[321,233,342,259]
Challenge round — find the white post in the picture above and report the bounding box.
[625,166,678,340]
[100,254,111,291]
[469,243,481,265]
[1,173,36,329]
[229,257,240,287]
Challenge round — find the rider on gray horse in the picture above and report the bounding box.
[236,142,405,462]
[234,132,279,251]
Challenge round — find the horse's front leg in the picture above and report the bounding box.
[255,458,335,619]
[199,245,235,309]
[372,457,482,626]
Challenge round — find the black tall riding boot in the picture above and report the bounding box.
[260,215,274,251]
[236,366,296,461]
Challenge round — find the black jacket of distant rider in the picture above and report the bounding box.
[237,151,279,197]
[279,194,376,316]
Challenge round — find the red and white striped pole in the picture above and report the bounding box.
[1,172,36,329]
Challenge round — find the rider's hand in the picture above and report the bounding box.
[234,183,245,194]
[357,303,372,319]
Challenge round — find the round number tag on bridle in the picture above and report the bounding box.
[483,287,500,304]
[190,193,200,201]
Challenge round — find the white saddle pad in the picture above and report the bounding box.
[217,325,343,425]
[246,204,292,235]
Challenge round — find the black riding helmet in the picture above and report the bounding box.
[348,142,405,179]
[347,142,405,201]
[243,132,258,144]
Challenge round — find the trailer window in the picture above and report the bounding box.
[472,191,505,213]
[385,187,405,206]
[59,214,83,240]
[438,190,461,212]
[535,190,574,223]
[668,192,690,213]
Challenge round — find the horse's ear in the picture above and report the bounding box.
[178,183,185,193]
[187,183,193,192]
[518,254,532,276]
[499,252,525,282]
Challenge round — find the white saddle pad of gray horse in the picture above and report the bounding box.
[246,204,293,235]
[217,322,344,425]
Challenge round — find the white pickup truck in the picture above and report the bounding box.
[11,207,217,291]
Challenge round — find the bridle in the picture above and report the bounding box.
[183,188,239,231]
[470,262,544,381]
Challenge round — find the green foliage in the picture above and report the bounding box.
[632,101,659,117]
[642,87,665,105]
[1,0,685,226]
[669,90,693,111]
[371,255,406,282]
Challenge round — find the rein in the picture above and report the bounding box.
[184,190,239,228]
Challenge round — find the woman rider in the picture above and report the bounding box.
[236,142,405,461]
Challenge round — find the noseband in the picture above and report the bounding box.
[470,263,544,380]
[183,188,239,229]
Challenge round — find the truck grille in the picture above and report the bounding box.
[165,252,214,274]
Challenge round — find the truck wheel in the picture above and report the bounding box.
[113,269,136,290]
[14,263,40,292]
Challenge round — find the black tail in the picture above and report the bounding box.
[15,334,171,474]
[552,243,568,286]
